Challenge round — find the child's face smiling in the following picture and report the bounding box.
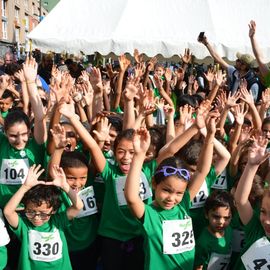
[25,201,54,227]
[260,196,270,237]
[206,207,231,235]
[115,139,134,175]
[64,166,88,193]
[153,176,188,210]
[6,122,29,150]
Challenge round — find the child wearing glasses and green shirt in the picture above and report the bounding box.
[3,164,83,270]
[124,115,216,270]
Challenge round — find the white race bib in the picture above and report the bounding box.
[208,252,231,270]
[211,170,227,190]
[76,186,98,218]
[0,159,29,185]
[190,181,208,209]
[232,229,245,253]
[28,229,63,262]
[0,209,10,246]
[163,218,194,254]
[241,237,270,269]
[116,172,152,206]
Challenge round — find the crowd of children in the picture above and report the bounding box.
[0,20,270,270]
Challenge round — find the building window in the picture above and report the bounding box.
[24,14,29,31]
[15,28,20,42]
[1,0,7,17]
[24,0,29,10]
[32,2,35,15]
[15,8,20,19]
[2,20,7,39]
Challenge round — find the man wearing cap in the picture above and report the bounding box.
[198,35,259,101]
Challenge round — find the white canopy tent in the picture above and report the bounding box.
[28,0,270,61]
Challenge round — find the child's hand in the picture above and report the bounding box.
[206,115,217,135]
[23,57,38,83]
[58,98,76,119]
[248,136,269,165]
[92,117,111,143]
[14,69,25,83]
[24,164,45,189]
[47,165,69,191]
[133,128,150,154]
[50,124,71,149]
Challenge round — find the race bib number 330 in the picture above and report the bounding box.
[163,218,194,254]
[28,229,63,262]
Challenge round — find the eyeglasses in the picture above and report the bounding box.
[155,166,190,181]
[25,210,53,220]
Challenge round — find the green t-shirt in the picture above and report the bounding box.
[233,211,267,270]
[264,70,270,87]
[0,133,46,208]
[1,111,8,119]
[194,226,232,269]
[98,159,157,241]
[0,246,7,270]
[190,165,217,239]
[11,212,72,270]
[60,188,99,252]
[142,191,195,270]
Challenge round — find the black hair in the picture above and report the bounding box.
[4,109,31,131]
[60,151,89,169]
[204,190,235,214]
[107,115,123,133]
[262,117,270,128]
[2,89,14,100]
[154,156,188,184]
[149,126,165,154]
[4,63,21,76]
[22,184,62,211]
[176,139,203,166]
[113,128,134,152]
[178,94,197,108]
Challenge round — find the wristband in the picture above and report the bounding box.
[26,81,36,85]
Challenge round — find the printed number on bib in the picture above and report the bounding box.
[163,218,194,254]
[28,229,63,262]
[76,186,98,218]
[212,170,227,190]
[0,159,29,185]
[191,181,208,209]
[116,172,152,206]
[207,252,231,270]
[241,237,270,269]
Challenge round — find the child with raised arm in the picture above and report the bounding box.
[124,117,216,270]
[3,164,83,270]
[234,136,270,270]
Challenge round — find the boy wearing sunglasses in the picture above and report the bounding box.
[3,164,83,270]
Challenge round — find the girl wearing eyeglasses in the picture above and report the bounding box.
[3,164,83,270]
[124,118,215,270]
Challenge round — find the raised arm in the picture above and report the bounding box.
[188,116,215,200]
[198,35,230,70]
[235,136,269,225]
[4,165,45,228]
[59,100,106,172]
[23,57,47,144]
[249,20,269,77]
[125,128,150,219]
